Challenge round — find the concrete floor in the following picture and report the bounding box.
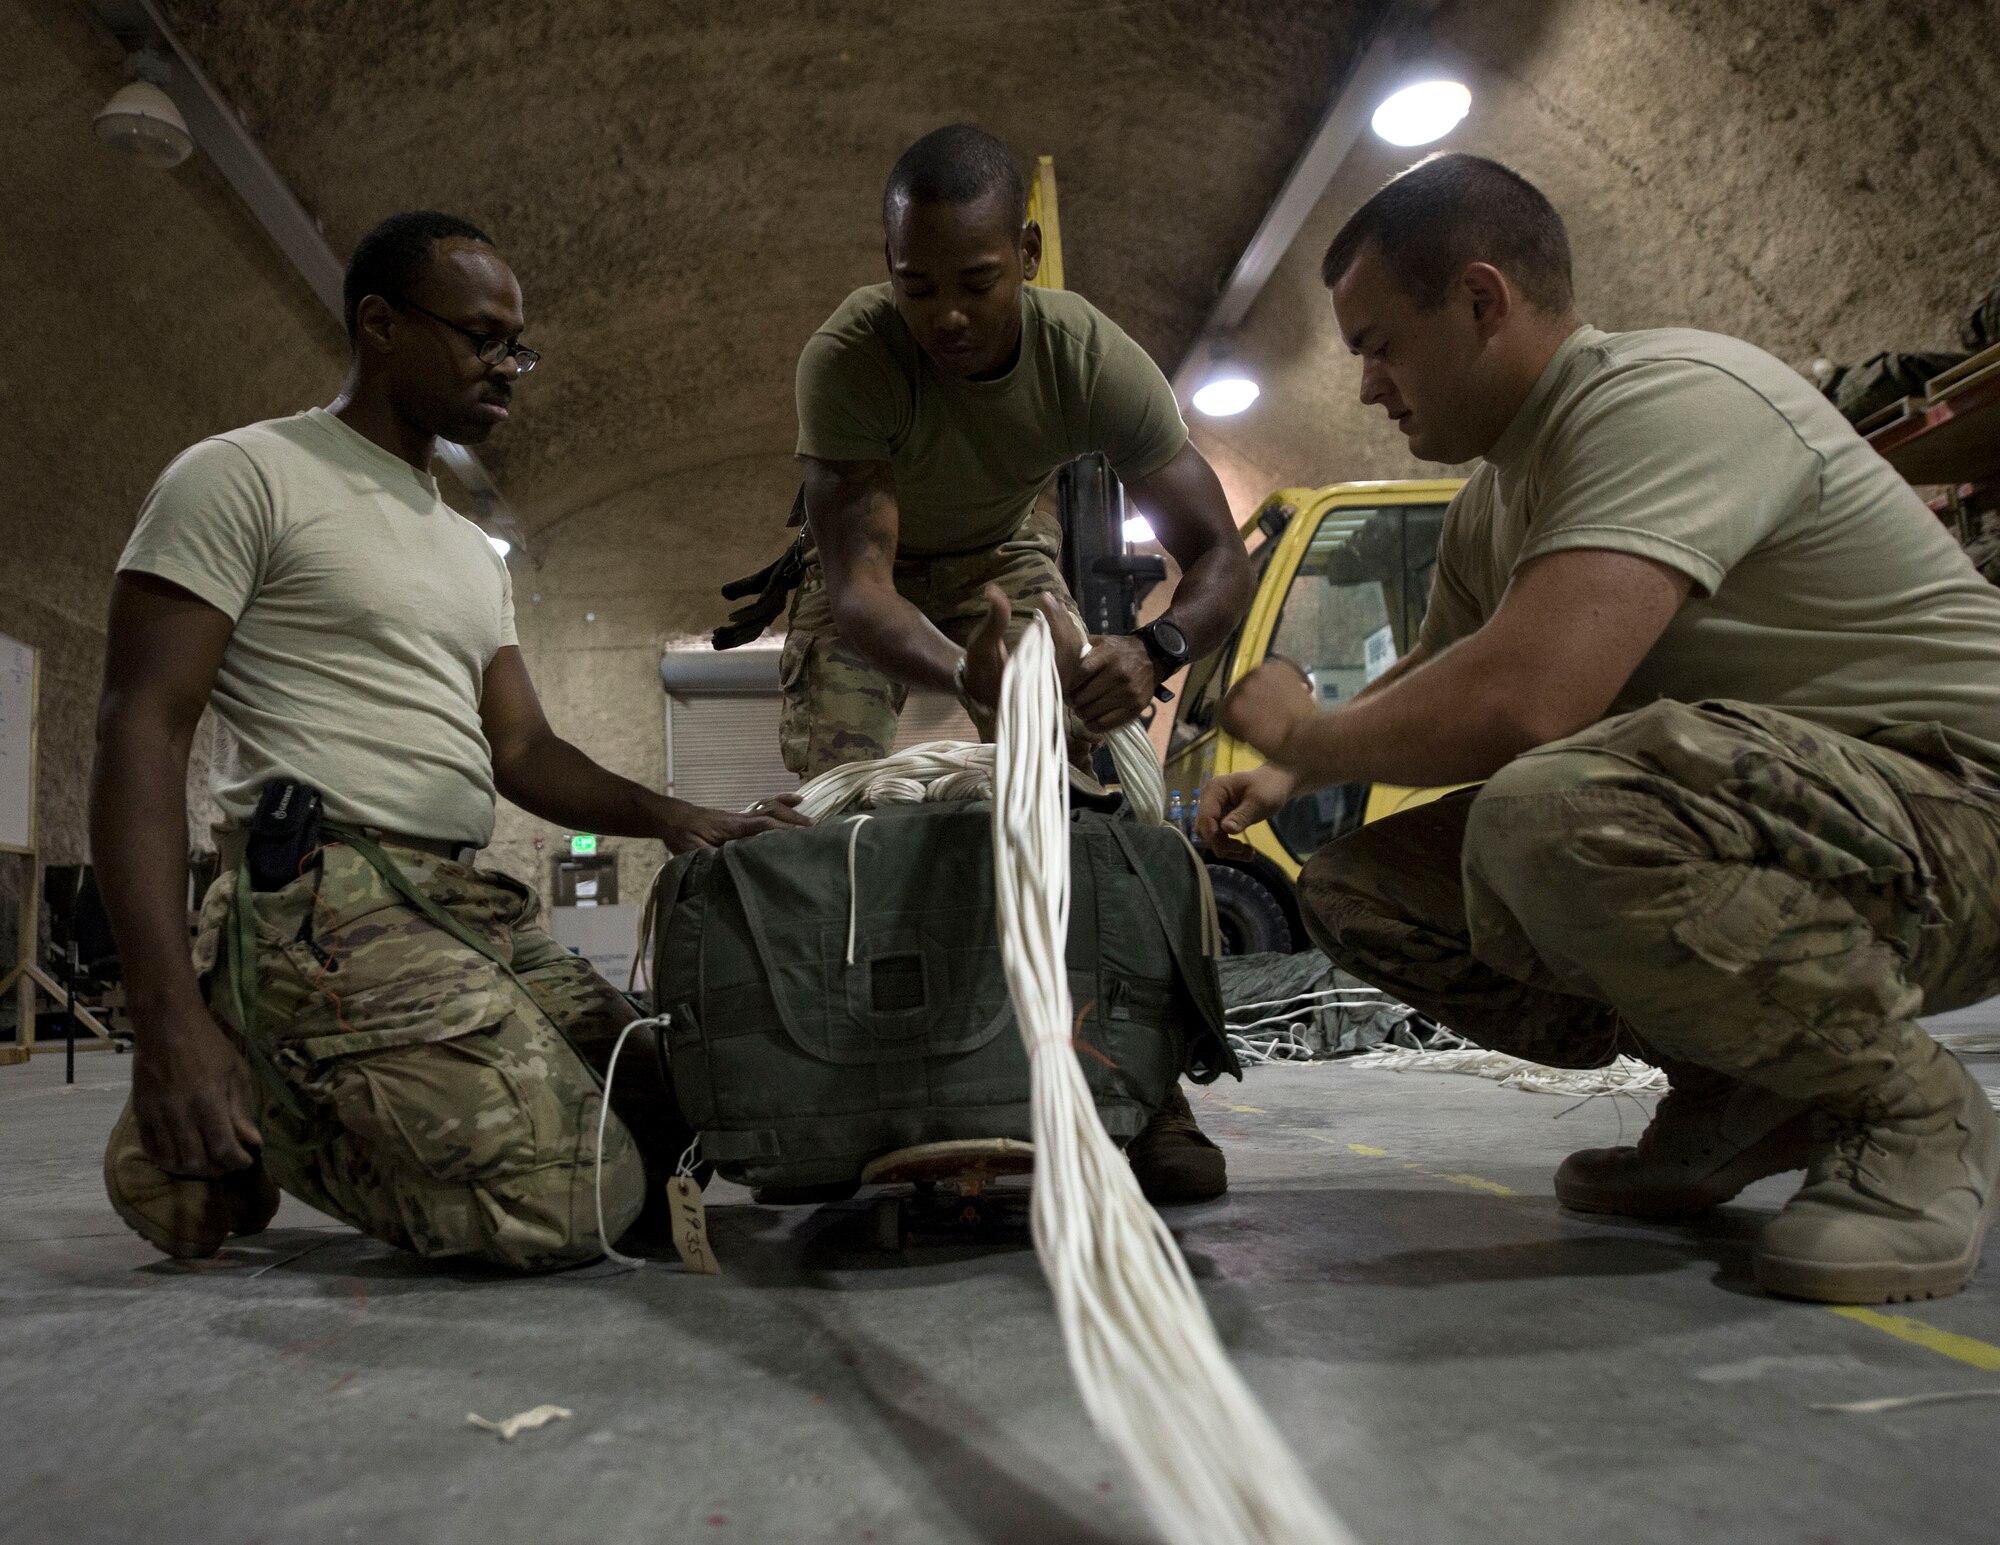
[5,1009,2000,1545]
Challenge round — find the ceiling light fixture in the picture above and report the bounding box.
[1122,515,1157,545]
[1370,80,1471,147]
[94,53,193,168]
[486,534,512,558]
[1191,377,1260,417]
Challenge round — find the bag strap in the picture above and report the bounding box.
[1099,818,1239,1081]
[328,825,515,973]
[636,849,704,1002]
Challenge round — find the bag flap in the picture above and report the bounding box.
[716,802,1014,1066]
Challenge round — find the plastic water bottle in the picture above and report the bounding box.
[1167,789,1186,829]
[1189,786,1204,835]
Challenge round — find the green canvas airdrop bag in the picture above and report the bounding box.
[650,798,1236,1191]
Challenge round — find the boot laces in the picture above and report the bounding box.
[1823,1117,1884,1184]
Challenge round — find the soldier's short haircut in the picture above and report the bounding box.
[882,124,1027,230]
[342,210,494,339]
[1321,153,1573,313]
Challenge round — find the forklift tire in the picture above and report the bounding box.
[1204,864,1295,957]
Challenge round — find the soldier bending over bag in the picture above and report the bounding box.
[756,126,1256,1202]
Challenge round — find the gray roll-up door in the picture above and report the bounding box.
[665,694,795,810]
[663,648,980,808]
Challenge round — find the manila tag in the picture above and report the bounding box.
[666,1176,720,1275]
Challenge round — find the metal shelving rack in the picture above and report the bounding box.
[1863,340,2000,489]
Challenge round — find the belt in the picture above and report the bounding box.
[216,825,481,874]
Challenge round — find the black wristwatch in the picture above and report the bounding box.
[1137,618,1190,701]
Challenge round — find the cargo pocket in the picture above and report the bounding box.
[295,969,551,1186]
[1671,864,1863,976]
[777,629,814,775]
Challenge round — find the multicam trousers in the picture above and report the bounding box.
[193,842,677,1271]
[1298,700,2000,1110]
[778,508,1093,778]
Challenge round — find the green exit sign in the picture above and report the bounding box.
[570,834,598,855]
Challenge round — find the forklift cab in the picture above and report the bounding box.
[1164,480,1465,954]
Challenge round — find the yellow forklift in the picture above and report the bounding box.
[1163,479,1464,954]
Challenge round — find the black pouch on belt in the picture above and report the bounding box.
[246,780,324,893]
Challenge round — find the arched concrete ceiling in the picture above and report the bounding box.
[156,0,1387,535]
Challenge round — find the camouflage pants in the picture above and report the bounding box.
[1298,700,2000,1110]
[194,843,675,1271]
[778,508,1092,778]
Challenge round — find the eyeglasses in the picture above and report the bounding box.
[397,300,540,372]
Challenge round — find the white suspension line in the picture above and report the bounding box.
[992,615,1357,1545]
[1225,987,1399,1020]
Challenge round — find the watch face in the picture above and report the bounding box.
[1150,620,1189,661]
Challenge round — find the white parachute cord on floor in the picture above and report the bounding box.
[1342,1045,1668,1098]
[1226,987,1415,1066]
[992,614,1357,1545]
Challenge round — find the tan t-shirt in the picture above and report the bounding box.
[118,407,517,844]
[1421,325,2000,768]
[795,283,1189,556]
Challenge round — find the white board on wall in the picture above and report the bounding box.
[0,633,37,853]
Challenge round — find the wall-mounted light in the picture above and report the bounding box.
[1370,80,1471,147]
[486,534,512,558]
[1191,377,1260,417]
[94,53,193,168]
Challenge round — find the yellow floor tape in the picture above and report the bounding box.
[1829,1306,2000,1371]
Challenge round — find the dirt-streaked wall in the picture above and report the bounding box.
[1191,0,2000,507]
[1,0,339,882]
[488,443,804,915]
[2,0,339,1005]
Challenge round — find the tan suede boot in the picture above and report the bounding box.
[1127,1082,1227,1205]
[1555,1060,1820,1217]
[1754,1042,2000,1304]
[103,1096,280,1259]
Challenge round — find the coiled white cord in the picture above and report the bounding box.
[992,615,1356,1545]
[793,709,1165,826]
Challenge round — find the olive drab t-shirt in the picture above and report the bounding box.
[794,283,1190,556]
[1419,325,2000,769]
[117,407,518,845]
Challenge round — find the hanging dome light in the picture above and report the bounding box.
[486,533,513,559]
[93,80,193,168]
[1191,377,1260,417]
[1122,515,1156,545]
[1370,80,1472,148]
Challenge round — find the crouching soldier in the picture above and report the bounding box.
[1204,155,2000,1304]
[93,211,802,1269]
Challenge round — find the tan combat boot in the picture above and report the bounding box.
[1555,1060,1820,1217]
[103,1096,280,1259]
[1127,1082,1227,1205]
[1754,1041,2000,1304]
